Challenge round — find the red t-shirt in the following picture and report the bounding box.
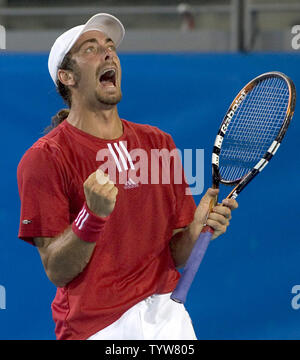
[17,119,196,340]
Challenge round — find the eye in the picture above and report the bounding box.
[107,44,116,52]
[85,45,97,53]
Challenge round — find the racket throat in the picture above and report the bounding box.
[227,188,239,200]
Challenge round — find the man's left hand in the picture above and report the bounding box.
[191,188,238,241]
[208,197,238,240]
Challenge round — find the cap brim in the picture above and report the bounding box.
[82,13,125,48]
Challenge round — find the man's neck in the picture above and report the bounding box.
[66,104,123,140]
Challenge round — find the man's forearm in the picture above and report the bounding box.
[34,170,117,288]
[169,221,203,269]
[34,227,96,287]
[170,192,238,269]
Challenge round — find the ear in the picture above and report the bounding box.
[57,69,76,86]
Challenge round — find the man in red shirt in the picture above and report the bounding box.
[17,13,237,340]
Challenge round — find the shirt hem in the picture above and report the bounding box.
[56,284,178,340]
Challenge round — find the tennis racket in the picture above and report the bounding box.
[171,71,296,304]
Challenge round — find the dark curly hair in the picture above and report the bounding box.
[44,52,80,134]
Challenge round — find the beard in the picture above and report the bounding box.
[95,88,122,106]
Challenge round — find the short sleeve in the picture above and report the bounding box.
[165,134,197,229]
[17,147,70,245]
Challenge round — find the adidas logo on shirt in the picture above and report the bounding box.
[124,178,139,190]
[107,141,135,173]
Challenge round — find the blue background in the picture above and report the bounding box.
[0,52,299,339]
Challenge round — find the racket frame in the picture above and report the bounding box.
[211,71,296,200]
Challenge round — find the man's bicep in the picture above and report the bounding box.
[33,237,53,270]
[33,237,52,248]
[33,237,53,266]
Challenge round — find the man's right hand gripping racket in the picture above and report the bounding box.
[171,71,296,304]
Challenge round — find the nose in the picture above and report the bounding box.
[104,48,113,62]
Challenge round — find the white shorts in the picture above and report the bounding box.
[87,292,197,340]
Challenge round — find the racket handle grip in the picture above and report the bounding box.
[170,226,213,304]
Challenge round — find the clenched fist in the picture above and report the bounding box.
[83,169,118,217]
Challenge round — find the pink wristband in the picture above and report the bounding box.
[72,202,109,243]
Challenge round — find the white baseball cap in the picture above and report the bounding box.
[48,13,125,84]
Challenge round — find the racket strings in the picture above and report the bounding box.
[219,76,289,181]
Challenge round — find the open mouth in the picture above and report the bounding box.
[99,68,116,87]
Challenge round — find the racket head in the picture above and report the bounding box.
[212,71,296,198]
